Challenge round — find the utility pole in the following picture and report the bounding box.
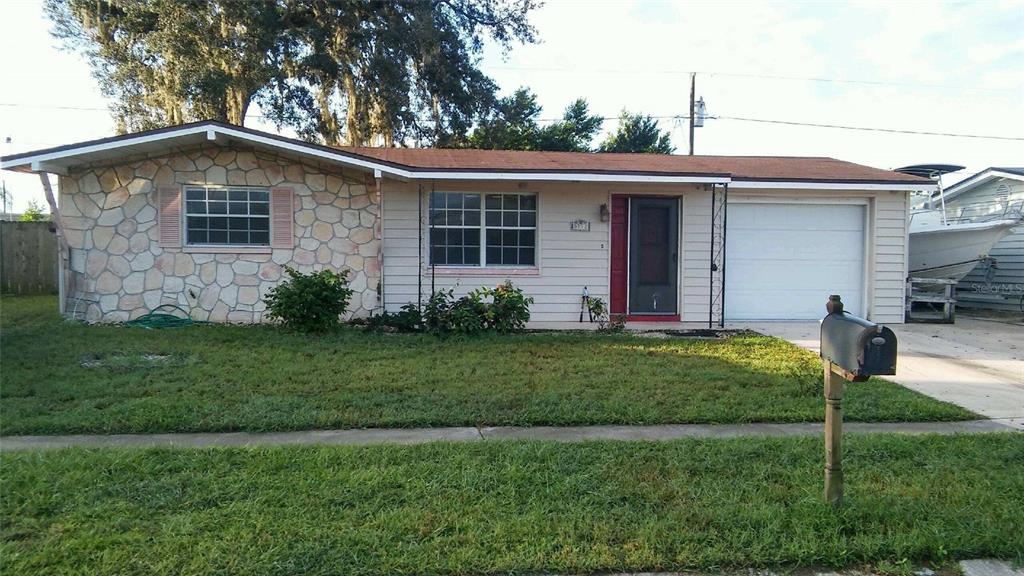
[688,73,696,155]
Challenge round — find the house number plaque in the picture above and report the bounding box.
[570,219,591,232]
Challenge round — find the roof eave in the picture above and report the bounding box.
[939,169,1024,200]
[730,179,935,191]
[0,120,930,190]
[0,121,407,180]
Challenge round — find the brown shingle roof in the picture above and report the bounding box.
[336,146,929,184]
[0,120,931,185]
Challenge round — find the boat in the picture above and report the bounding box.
[907,210,1020,280]
[898,164,1023,281]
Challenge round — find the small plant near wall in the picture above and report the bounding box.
[360,304,422,332]
[264,267,354,332]
[474,281,533,332]
[586,297,627,333]
[422,287,491,335]
[365,281,534,335]
[600,314,628,333]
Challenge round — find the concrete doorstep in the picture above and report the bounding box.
[0,419,1015,450]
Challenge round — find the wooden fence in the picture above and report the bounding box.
[0,221,58,295]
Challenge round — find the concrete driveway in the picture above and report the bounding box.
[736,317,1024,430]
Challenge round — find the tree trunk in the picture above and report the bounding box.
[226,86,250,125]
[343,72,364,146]
[317,80,342,146]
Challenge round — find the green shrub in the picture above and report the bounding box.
[586,297,626,333]
[422,288,456,333]
[421,281,533,335]
[457,292,494,334]
[359,304,422,332]
[474,281,533,332]
[600,314,627,333]
[264,267,354,332]
[586,296,608,322]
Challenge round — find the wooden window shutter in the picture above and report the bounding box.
[157,186,182,248]
[270,187,295,249]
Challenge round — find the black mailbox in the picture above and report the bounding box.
[820,295,897,381]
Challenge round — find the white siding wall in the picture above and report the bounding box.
[381,179,910,324]
[948,178,1024,208]
[681,188,713,321]
[872,190,910,323]
[382,179,612,322]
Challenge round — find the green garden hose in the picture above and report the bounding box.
[125,304,206,329]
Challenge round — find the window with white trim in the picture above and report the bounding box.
[184,186,270,246]
[430,192,537,266]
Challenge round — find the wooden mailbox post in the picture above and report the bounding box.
[823,359,846,506]
[819,295,898,506]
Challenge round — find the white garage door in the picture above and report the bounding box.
[725,203,865,320]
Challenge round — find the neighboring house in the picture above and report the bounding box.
[0,120,932,324]
[939,167,1024,313]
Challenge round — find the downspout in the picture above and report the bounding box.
[708,183,716,329]
[720,182,728,328]
[430,181,436,296]
[374,169,383,312]
[38,173,68,316]
[417,183,423,309]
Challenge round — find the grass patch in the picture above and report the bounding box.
[1,295,972,435]
[2,434,1022,575]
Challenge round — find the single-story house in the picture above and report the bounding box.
[939,167,1024,312]
[0,120,932,324]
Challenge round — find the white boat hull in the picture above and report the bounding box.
[908,220,1019,280]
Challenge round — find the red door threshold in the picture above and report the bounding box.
[625,314,681,322]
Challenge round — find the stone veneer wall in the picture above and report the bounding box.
[58,143,380,323]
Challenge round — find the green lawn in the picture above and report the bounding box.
[2,434,1022,575]
[1,295,972,435]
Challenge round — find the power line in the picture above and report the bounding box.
[487,65,1022,94]
[0,102,271,120]
[711,115,1024,141]
[535,113,1023,141]
[2,102,1021,142]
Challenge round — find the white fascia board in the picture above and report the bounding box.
[1,124,214,170]
[730,180,935,191]
[30,161,68,175]
[0,123,410,179]
[407,171,730,184]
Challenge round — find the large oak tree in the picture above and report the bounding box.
[46,0,539,145]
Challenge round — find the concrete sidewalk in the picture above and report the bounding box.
[739,317,1024,430]
[0,419,1013,450]
[568,559,1023,576]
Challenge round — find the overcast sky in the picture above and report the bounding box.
[1,0,1022,212]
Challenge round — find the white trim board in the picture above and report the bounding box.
[730,181,933,191]
[729,195,871,205]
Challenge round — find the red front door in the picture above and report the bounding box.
[609,195,681,321]
[609,195,629,314]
